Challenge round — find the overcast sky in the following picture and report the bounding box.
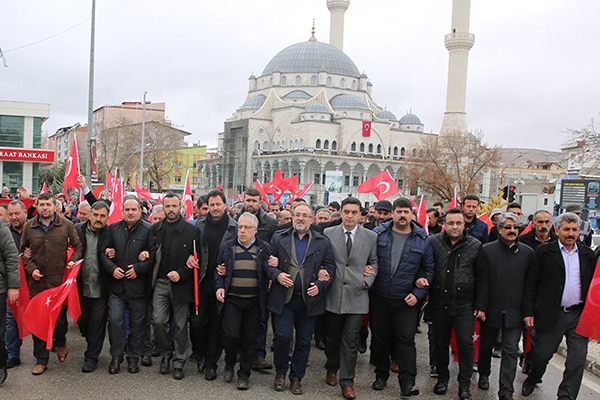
[1,0,598,151]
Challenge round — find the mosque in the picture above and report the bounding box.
[202,0,473,206]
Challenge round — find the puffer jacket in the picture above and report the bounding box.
[0,224,19,294]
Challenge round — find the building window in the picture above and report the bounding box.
[327,76,332,87]
[340,78,346,89]
[295,75,301,85]
[310,75,317,86]
[368,144,374,153]
[377,144,382,154]
[324,140,329,150]
[281,76,287,86]
[359,143,365,152]
[175,176,182,183]
[353,176,360,186]
[352,80,357,90]
[331,141,337,151]
[394,146,399,156]
[401,147,406,156]
[316,139,322,149]
[344,175,350,186]
[314,173,320,184]
[351,142,356,152]
[175,161,182,168]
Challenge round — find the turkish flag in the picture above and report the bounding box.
[135,179,153,201]
[63,139,80,198]
[108,176,123,225]
[362,121,371,137]
[478,212,493,234]
[255,180,270,204]
[520,222,533,236]
[294,182,313,199]
[8,255,31,339]
[183,169,194,221]
[417,195,428,234]
[265,170,285,202]
[450,318,481,363]
[576,257,600,342]
[357,170,399,201]
[281,175,298,195]
[40,182,49,194]
[23,260,82,350]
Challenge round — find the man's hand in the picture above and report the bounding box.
[77,174,88,190]
[216,288,225,303]
[66,261,75,269]
[112,267,125,280]
[317,269,330,281]
[167,271,180,282]
[415,278,429,289]
[7,288,18,304]
[474,310,486,321]
[31,269,43,281]
[105,248,115,259]
[524,316,534,328]
[216,263,226,276]
[23,247,32,259]
[363,265,375,277]
[138,251,149,262]
[125,265,137,279]
[277,272,293,288]
[186,254,199,269]
[404,293,418,306]
[307,282,319,297]
[268,255,279,267]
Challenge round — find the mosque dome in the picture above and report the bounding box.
[283,90,312,100]
[262,40,360,77]
[304,103,330,113]
[240,94,266,109]
[377,110,397,121]
[398,112,422,125]
[330,94,369,110]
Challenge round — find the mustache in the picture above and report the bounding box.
[537,227,549,232]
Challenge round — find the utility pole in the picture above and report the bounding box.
[139,91,147,186]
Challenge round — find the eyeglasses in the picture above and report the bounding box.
[501,225,519,230]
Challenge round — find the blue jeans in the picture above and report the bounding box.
[5,306,21,359]
[272,294,317,381]
[108,293,147,361]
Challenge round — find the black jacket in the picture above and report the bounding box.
[75,221,108,298]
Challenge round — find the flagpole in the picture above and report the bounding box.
[85,0,96,184]
[139,91,147,187]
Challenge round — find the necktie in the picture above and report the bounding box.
[346,231,352,256]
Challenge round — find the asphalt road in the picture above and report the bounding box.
[1,321,600,400]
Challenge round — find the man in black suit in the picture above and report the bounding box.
[521,212,596,399]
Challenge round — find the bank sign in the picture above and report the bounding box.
[0,147,55,163]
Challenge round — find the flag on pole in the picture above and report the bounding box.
[183,169,194,221]
[362,121,371,137]
[63,139,80,198]
[357,170,399,201]
[294,182,313,199]
[8,255,31,339]
[417,195,428,234]
[108,175,123,225]
[23,260,83,350]
[255,180,270,204]
[478,212,493,233]
[448,188,459,209]
[40,182,49,194]
[135,179,153,201]
[576,257,600,342]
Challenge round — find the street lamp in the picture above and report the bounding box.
[122,143,150,181]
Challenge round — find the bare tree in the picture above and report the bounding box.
[404,130,501,202]
[562,112,600,175]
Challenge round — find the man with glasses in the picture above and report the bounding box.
[266,203,336,395]
[477,213,534,400]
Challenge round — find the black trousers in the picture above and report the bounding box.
[189,288,222,370]
[478,321,521,397]
[222,295,261,378]
[431,306,474,389]
[0,293,7,368]
[33,305,68,365]
[78,296,108,364]
[369,294,420,388]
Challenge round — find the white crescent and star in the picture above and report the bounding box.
[376,181,390,194]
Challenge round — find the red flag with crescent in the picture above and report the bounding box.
[183,169,194,221]
[357,170,399,201]
[108,176,123,225]
[417,195,428,234]
[294,182,313,199]
[479,212,493,233]
[63,139,80,198]
[362,121,371,137]
[576,257,600,341]
[40,182,48,194]
[255,180,270,204]
[8,255,31,339]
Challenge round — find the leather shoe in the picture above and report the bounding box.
[237,375,249,390]
[252,357,272,371]
[290,378,303,395]
[81,360,97,373]
[522,380,535,396]
[31,364,47,375]
[173,368,184,380]
[196,358,206,373]
[401,384,420,396]
[223,366,234,383]
[458,388,472,400]
[159,356,171,374]
[274,374,285,391]
[342,386,356,400]
[372,377,387,390]
[127,360,140,373]
[499,395,514,400]
[141,354,152,367]
[358,339,367,354]
[326,371,337,386]
[316,339,326,350]
[478,375,489,390]
[0,367,7,385]
[433,381,448,395]
[6,358,21,369]
[56,344,68,362]
[205,367,217,381]
[108,358,122,374]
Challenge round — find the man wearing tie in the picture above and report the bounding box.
[323,197,378,400]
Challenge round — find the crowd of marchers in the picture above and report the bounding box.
[0,180,596,400]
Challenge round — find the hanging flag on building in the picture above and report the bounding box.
[362,121,371,137]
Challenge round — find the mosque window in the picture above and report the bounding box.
[351,142,356,152]
[324,140,330,150]
[311,75,317,86]
[412,148,417,157]
[261,79,265,88]
[400,147,406,157]
[340,78,346,89]
[353,176,360,186]
[263,141,270,152]
[352,80,357,90]
[281,76,287,86]
[316,139,322,149]
[295,75,302,85]
[394,146,399,156]
[332,141,337,151]
[359,143,365,152]
[327,77,332,87]
[368,144,374,153]
[376,144,381,154]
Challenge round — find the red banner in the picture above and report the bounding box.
[0,147,55,163]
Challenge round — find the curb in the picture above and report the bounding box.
[557,344,600,377]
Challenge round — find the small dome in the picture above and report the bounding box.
[240,94,266,109]
[330,94,369,110]
[248,74,256,80]
[398,112,422,125]
[377,110,397,121]
[283,90,312,99]
[304,103,330,113]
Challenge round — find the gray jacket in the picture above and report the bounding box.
[0,224,20,294]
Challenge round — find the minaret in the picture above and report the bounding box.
[327,0,350,50]
[440,0,475,135]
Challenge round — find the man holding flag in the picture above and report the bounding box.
[20,192,83,375]
[0,220,19,385]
